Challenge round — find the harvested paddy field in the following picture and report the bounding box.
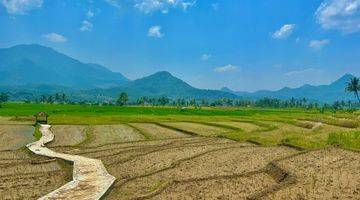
[0,149,72,199]
[129,123,189,139]
[210,121,261,132]
[159,122,232,136]
[49,125,88,147]
[265,148,360,199]
[82,125,145,146]
[0,114,359,199]
[0,125,35,151]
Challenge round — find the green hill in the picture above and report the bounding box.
[0,44,129,89]
[88,71,238,100]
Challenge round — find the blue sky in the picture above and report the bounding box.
[1,0,360,92]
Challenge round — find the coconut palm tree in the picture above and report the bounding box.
[345,77,360,103]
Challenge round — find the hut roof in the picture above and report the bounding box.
[35,112,49,117]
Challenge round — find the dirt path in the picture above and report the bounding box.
[26,124,115,199]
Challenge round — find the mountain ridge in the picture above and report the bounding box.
[0,44,357,102]
[222,74,356,102]
[0,44,129,89]
[87,71,238,100]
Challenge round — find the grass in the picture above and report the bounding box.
[0,103,322,124]
[328,131,360,151]
[33,125,42,140]
[0,103,359,150]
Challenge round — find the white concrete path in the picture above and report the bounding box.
[26,124,116,200]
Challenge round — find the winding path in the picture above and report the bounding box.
[26,124,116,199]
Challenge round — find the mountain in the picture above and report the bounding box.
[0,44,357,102]
[89,71,238,100]
[223,74,356,102]
[0,44,129,89]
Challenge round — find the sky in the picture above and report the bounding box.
[0,0,360,92]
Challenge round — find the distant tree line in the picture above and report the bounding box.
[111,93,359,111]
[0,92,9,103]
[0,76,359,113]
[38,93,67,104]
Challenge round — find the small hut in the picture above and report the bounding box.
[34,112,49,124]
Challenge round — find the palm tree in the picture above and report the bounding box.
[345,77,360,103]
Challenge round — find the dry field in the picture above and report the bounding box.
[159,122,232,136]
[0,149,72,199]
[0,125,35,151]
[129,123,189,139]
[49,125,88,147]
[0,121,359,199]
[81,125,145,147]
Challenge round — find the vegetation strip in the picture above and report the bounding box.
[154,122,200,136]
[26,124,116,199]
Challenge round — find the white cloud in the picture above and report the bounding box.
[104,0,121,9]
[134,0,196,14]
[43,33,67,43]
[272,24,296,39]
[148,26,164,38]
[285,68,324,77]
[1,0,43,15]
[80,20,93,32]
[86,10,94,19]
[201,54,211,61]
[214,64,238,73]
[315,0,360,34]
[309,39,330,50]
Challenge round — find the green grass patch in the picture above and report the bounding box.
[200,122,243,131]
[33,125,42,140]
[328,131,360,150]
[1,103,360,150]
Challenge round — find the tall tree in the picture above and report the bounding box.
[345,77,360,103]
[117,92,129,106]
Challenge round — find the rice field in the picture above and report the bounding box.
[0,125,35,151]
[159,122,232,136]
[49,125,88,147]
[129,123,189,139]
[82,125,145,146]
[0,105,359,199]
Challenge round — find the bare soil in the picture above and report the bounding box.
[160,122,231,136]
[129,123,189,139]
[0,123,359,199]
[83,125,145,146]
[266,148,360,199]
[151,172,277,200]
[0,149,71,199]
[49,125,88,147]
[0,125,35,151]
